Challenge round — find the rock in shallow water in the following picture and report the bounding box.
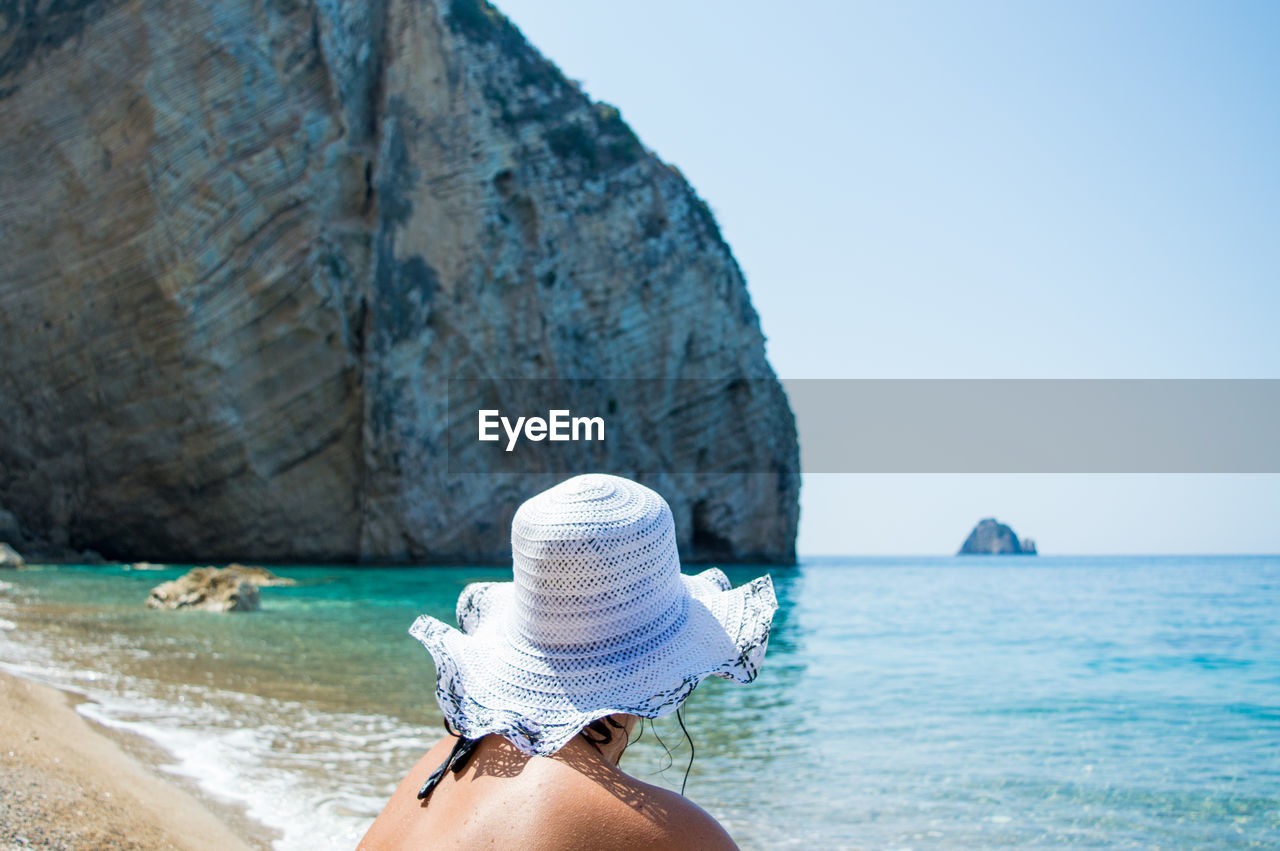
[221,563,298,588]
[0,543,25,569]
[145,565,294,612]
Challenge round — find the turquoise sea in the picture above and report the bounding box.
[1,556,1277,849]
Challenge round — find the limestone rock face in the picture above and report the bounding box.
[957,519,1037,555]
[144,565,293,611]
[0,543,25,569]
[0,0,798,563]
[0,509,22,545]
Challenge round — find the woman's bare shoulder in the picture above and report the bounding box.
[541,762,739,850]
[361,735,738,850]
[616,782,739,850]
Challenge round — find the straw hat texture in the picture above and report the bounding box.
[409,473,778,755]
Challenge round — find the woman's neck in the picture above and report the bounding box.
[578,714,637,766]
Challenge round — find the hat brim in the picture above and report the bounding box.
[409,568,778,756]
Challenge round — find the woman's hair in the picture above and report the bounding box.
[579,714,628,748]
[442,711,697,795]
[580,711,696,795]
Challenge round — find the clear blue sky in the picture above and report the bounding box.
[495,0,1280,554]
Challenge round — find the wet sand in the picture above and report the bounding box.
[0,670,257,850]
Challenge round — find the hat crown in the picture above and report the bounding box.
[410,472,779,756]
[509,474,685,651]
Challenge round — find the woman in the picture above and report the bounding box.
[360,474,778,849]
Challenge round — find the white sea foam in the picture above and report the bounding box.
[1,627,425,850]
[74,687,421,849]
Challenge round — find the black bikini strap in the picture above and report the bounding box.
[417,735,480,801]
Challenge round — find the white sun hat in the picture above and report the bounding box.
[409,473,779,756]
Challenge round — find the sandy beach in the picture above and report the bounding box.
[0,670,257,851]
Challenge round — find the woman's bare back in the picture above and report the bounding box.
[359,732,738,850]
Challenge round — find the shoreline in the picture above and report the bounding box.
[0,668,268,850]
[0,565,399,848]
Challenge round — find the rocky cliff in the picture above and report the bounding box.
[0,0,798,563]
[957,519,1036,556]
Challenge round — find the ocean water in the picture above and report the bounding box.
[1,556,1277,849]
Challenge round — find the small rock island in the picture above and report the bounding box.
[957,519,1037,555]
